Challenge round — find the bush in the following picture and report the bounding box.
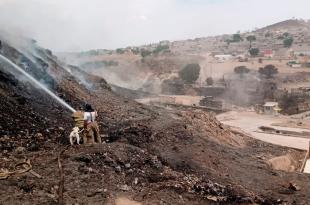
[246,35,256,48]
[249,48,260,56]
[259,64,278,79]
[206,77,214,86]
[179,64,201,84]
[153,44,169,54]
[116,48,125,54]
[232,34,243,42]
[234,66,250,78]
[283,37,294,48]
[140,49,152,58]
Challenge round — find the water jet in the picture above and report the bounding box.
[0,54,76,112]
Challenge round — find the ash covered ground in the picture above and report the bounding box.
[1,36,310,205]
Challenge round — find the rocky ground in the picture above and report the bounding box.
[1,36,310,205]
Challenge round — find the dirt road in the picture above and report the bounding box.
[217,111,310,150]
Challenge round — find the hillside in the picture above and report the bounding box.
[2,31,310,204]
[58,19,310,96]
[258,19,310,32]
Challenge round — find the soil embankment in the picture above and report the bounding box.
[1,37,310,204]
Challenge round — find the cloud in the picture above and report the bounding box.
[0,0,309,52]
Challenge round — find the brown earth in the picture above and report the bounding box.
[1,37,310,205]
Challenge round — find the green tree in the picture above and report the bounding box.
[179,64,201,84]
[232,33,243,42]
[116,48,125,54]
[246,35,256,48]
[234,66,250,78]
[153,44,169,54]
[259,64,278,79]
[249,48,260,56]
[283,37,294,48]
[140,49,152,58]
[206,77,214,86]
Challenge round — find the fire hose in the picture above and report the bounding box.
[0,159,32,180]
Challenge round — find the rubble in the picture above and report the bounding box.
[14,146,26,154]
[119,184,131,191]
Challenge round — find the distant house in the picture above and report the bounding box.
[263,102,280,115]
[263,50,274,58]
[294,50,310,56]
[292,45,310,56]
[214,54,233,62]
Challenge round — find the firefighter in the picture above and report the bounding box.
[83,104,101,144]
[72,106,84,130]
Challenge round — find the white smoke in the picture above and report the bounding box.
[1,0,310,52]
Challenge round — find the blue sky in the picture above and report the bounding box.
[0,0,309,51]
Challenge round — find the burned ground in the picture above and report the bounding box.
[1,38,310,205]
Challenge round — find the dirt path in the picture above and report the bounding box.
[217,111,310,150]
[115,197,142,205]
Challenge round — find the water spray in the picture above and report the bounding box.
[0,54,76,113]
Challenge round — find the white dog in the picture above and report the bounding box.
[69,127,81,145]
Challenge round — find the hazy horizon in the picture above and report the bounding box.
[1,0,310,52]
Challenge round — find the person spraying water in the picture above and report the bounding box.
[0,54,76,112]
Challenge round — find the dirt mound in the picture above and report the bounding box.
[267,154,300,172]
[2,35,310,204]
[114,197,141,205]
[180,109,246,147]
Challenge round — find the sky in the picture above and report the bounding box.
[0,0,309,52]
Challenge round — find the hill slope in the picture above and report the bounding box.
[1,34,310,204]
[59,19,310,94]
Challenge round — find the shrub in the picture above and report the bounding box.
[232,34,243,42]
[140,49,152,58]
[153,44,169,54]
[259,64,278,79]
[234,66,250,78]
[249,48,260,56]
[116,48,125,54]
[206,77,214,86]
[246,35,256,48]
[283,37,294,48]
[179,64,201,84]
